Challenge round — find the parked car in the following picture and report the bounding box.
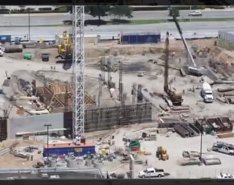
[138,168,165,178]
[212,142,234,155]
[188,10,202,16]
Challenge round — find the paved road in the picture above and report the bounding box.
[1,9,234,26]
[1,21,234,40]
[1,13,72,26]
[98,9,234,21]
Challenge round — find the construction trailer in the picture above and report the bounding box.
[120,32,161,44]
[43,142,96,157]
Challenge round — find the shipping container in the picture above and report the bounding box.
[0,35,11,43]
[43,143,95,157]
[120,32,161,44]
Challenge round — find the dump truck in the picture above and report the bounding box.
[156,146,169,160]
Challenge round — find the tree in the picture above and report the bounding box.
[169,7,180,17]
[109,5,133,20]
[19,5,25,10]
[85,5,110,22]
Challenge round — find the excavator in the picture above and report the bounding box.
[164,31,183,106]
[56,31,73,70]
[156,146,169,161]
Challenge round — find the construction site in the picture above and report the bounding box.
[1,6,234,180]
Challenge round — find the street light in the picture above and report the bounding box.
[199,122,204,163]
[28,8,31,41]
[44,124,52,158]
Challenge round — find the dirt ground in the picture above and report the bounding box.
[1,38,234,178]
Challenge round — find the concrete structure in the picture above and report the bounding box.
[7,103,151,139]
[0,167,103,179]
[8,112,64,138]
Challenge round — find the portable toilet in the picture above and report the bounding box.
[23,53,32,60]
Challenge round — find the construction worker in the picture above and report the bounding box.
[145,159,148,166]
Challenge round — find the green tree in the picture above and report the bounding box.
[109,5,133,20]
[169,7,180,17]
[85,5,110,22]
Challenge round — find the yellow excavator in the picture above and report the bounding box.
[56,31,73,62]
[156,146,169,161]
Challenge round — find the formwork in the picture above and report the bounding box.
[64,103,152,136]
[36,81,96,113]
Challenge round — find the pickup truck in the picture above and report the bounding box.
[138,168,165,178]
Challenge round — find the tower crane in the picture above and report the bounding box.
[72,6,85,142]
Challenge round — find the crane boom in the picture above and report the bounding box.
[172,15,197,67]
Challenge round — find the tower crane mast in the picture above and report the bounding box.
[72,6,85,140]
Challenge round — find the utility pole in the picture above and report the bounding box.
[199,124,204,162]
[107,60,111,89]
[98,74,102,107]
[28,8,31,41]
[119,61,123,105]
[132,83,136,104]
[97,74,102,127]
[44,124,52,158]
[129,154,134,179]
[190,5,191,22]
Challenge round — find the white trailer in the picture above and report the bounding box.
[201,82,214,103]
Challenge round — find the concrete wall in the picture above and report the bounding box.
[8,113,63,138]
[64,103,152,136]
[8,103,152,138]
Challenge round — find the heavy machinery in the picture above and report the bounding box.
[56,31,73,66]
[164,31,183,106]
[156,146,169,160]
[171,11,203,77]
